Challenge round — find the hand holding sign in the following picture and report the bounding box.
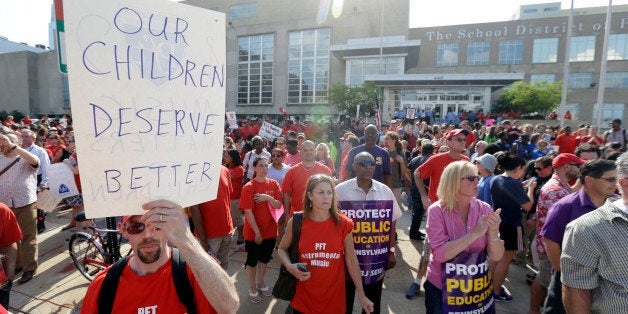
[484,208,502,235]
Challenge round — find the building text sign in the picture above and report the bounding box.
[64,0,226,218]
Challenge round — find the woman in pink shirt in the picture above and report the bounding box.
[424,161,504,313]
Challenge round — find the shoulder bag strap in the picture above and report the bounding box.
[290,212,303,263]
[98,255,131,314]
[0,157,20,177]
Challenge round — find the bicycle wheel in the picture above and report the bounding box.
[68,233,108,281]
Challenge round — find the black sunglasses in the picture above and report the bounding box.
[124,222,146,235]
[356,160,376,167]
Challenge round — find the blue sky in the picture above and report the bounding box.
[0,0,625,47]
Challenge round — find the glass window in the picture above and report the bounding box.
[570,36,595,62]
[467,41,490,66]
[530,74,556,83]
[346,56,404,86]
[229,3,257,20]
[238,33,274,105]
[288,28,330,104]
[593,103,625,124]
[437,43,458,67]
[608,34,628,60]
[533,38,558,63]
[605,72,628,88]
[568,73,593,89]
[499,40,523,64]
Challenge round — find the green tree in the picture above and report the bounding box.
[328,82,382,116]
[495,80,563,115]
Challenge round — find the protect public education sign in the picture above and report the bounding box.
[338,200,393,284]
[64,0,226,218]
[442,252,495,314]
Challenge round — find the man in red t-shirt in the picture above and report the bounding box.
[555,126,579,154]
[282,141,332,217]
[417,129,470,208]
[191,166,234,270]
[0,203,23,309]
[80,200,238,313]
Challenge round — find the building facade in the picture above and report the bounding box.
[184,0,627,125]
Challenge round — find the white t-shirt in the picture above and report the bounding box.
[267,163,290,185]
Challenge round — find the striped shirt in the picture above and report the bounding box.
[561,199,628,313]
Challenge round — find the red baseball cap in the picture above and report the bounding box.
[445,129,470,141]
[552,153,585,168]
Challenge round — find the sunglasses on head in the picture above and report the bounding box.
[356,160,376,167]
[124,222,146,235]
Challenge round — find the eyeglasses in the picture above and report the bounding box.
[124,222,146,235]
[355,160,376,167]
[461,175,481,182]
[68,140,75,143]
[271,154,283,158]
[596,176,617,183]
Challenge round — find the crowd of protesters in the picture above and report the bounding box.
[2,111,628,312]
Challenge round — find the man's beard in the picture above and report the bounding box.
[137,239,162,264]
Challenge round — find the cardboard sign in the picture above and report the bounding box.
[47,163,79,199]
[338,200,394,284]
[37,189,63,213]
[258,121,283,141]
[64,0,226,218]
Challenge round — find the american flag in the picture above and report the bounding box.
[374,91,382,129]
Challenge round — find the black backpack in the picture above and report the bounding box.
[97,248,197,314]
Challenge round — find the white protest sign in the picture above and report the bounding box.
[226,111,238,129]
[64,0,226,218]
[258,121,283,141]
[406,108,416,119]
[47,163,79,199]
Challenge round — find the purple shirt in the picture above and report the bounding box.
[426,198,493,289]
[540,188,596,245]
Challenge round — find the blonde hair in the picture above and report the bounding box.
[437,161,478,212]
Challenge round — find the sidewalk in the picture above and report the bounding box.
[10,206,533,313]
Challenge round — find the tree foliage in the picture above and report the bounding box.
[328,82,382,116]
[495,81,563,115]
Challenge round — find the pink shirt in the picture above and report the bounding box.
[426,198,493,289]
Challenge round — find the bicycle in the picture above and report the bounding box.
[68,213,132,281]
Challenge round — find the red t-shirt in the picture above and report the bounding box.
[291,214,353,314]
[198,166,233,238]
[554,134,579,154]
[80,249,217,314]
[419,153,469,203]
[45,144,66,160]
[281,162,332,216]
[228,165,244,199]
[0,203,23,284]
[240,178,283,240]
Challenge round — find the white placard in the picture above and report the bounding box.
[406,108,416,119]
[64,0,226,218]
[226,111,238,129]
[258,121,283,141]
[47,163,79,199]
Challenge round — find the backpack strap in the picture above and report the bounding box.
[97,248,197,314]
[98,255,131,314]
[171,248,197,314]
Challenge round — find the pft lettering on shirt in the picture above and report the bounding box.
[137,305,157,314]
